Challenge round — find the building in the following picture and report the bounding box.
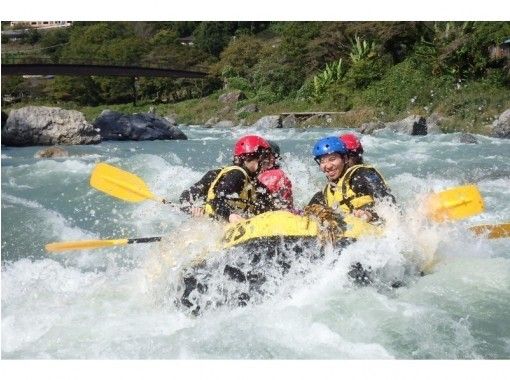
[9,21,72,30]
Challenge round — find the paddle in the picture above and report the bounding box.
[45,236,163,253]
[91,163,485,222]
[468,222,510,239]
[90,162,169,204]
[425,184,484,222]
[46,166,492,253]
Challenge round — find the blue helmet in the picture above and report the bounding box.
[312,136,347,159]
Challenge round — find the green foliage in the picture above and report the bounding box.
[344,58,389,89]
[193,22,236,57]
[40,28,70,62]
[251,54,305,101]
[1,76,26,98]
[349,35,377,63]
[311,58,346,100]
[224,76,254,95]
[214,35,263,78]
[51,76,101,106]
[3,21,509,134]
[150,29,179,47]
[357,58,447,114]
[21,29,41,44]
[411,21,510,80]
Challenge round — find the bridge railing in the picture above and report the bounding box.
[1,54,209,73]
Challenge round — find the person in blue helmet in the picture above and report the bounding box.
[308,135,395,223]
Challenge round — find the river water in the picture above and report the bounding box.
[2,126,509,359]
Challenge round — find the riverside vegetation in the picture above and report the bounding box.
[2,21,510,134]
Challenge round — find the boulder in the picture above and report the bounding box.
[426,113,444,135]
[34,146,70,158]
[236,104,258,115]
[385,115,428,135]
[94,110,187,141]
[301,114,329,127]
[2,106,100,147]
[282,114,298,128]
[359,121,386,135]
[219,91,247,104]
[251,115,282,129]
[164,114,178,126]
[458,133,478,144]
[204,117,219,128]
[490,109,510,139]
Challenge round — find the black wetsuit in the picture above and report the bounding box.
[179,167,275,222]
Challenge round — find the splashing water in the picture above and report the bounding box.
[2,128,509,359]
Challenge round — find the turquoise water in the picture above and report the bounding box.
[2,126,509,359]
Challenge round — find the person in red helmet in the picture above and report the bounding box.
[340,132,364,166]
[258,140,294,210]
[179,135,276,223]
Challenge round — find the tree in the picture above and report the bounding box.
[193,22,236,57]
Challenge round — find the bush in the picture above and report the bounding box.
[356,58,449,115]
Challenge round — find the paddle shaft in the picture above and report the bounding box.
[127,236,162,244]
[45,236,163,253]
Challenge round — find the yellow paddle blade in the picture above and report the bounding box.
[45,238,129,253]
[90,163,161,203]
[469,222,510,239]
[426,184,484,222]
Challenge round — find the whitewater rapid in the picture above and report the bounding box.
[2,126,509,359]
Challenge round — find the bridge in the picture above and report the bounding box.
[1,55,210,105]
[1,56,209,78]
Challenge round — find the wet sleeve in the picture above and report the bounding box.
[350,167,396,207]
[209,170,247,221]
[179,169,219,213]
[307,190,326,207]
[253,180,278,213]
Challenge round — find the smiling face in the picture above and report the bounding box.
[318,152,346,182]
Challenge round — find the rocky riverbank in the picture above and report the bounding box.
[1,100,509,148]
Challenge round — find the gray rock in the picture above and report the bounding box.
[94,110,187,141]
[426,113,444,135]
[458,133,478,144]
[205,117,219,128]
[301,115,329,127]
[282,114,298,128]
[251,115,282,129]
[219,91,247,104]
[164,114,178,126]
[213,120,235,128]
[2,106,100,146]
[218,105,233,116]
[359,121,386,135]
[385,115,428,135]
[34,146,70,158]
[236,104,258,115]
[490,109,510,139]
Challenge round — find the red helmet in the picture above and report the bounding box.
[340,133,363,155]
[234,135,270,157]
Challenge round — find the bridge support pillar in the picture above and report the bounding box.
[132,76,138,106]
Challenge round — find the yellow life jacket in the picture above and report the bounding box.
[204,166,256,218]
[324,164,387,213]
